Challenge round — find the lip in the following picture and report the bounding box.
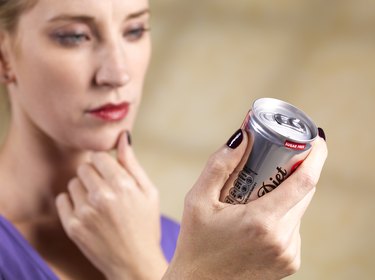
[88,102,130,122]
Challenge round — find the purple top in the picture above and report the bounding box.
[0,215,179,280]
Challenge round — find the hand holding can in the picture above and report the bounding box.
[220,98,318,204]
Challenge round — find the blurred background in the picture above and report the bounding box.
[1,0,374,279]
[135,0,375,279]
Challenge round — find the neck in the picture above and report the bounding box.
[0,117,90,223]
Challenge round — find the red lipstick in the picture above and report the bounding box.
[89,102,129,122]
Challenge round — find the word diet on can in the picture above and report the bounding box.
[220,98,318,204]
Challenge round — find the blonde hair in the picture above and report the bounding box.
[0,0,37,33]
[0,0,37,142]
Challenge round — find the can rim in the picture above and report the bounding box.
[250,97,318,143]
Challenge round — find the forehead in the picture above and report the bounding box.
[21,0,149,23]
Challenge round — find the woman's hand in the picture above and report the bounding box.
[56,132,167,280]
[163,129,328,280]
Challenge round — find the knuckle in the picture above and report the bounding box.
[111,175,128,191]
[65,218,82,239]
[77,163,88,177]
[247,216,273,237]
[278,253,301,277]
[76,205,95,221]
[272,239,301,276]
[89,190,115,210]
[268,235,288,258]
[299,169,318,189]
[264,231,288,258]
[183,190,203,220]
[247,218,290,256]
[206,153,228,176]
[244,213,302,277]
[286,257,301,275]
[67,178,80,192]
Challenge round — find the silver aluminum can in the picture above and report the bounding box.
[220,98,318,204]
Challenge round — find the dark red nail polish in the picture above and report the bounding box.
[318,127,326,141]
[126,131,132,146]
[226,129,243,149]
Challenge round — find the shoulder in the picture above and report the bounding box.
[0,216,58,280]
[0,215,24,259]
[160,215,180,262]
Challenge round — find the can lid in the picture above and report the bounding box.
[252,98,317,142]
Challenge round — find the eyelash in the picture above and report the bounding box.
[52,26,150,47]
[124,26,150,41]
[53,33,89,46]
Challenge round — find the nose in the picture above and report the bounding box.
[95,43,131,88]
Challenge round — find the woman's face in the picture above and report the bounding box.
[5,0,151,151]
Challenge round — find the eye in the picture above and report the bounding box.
[52,32,90,47]
[124,25,150,42]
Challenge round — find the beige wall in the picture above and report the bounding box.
[1,0,374,279]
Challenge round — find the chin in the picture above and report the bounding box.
[75,131,121,152]
[88,140,117,152]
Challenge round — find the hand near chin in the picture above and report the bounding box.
[163,132,328,280]
[56,131,167,280]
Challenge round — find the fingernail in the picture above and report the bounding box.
[226,129,243,149]
[126,131,132,146]
[318,127,326,141]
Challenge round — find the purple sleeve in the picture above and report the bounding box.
[0,216,59,280]
[160,216,180,262]
[0,215,180,279]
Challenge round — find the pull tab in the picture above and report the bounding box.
[274,113,307,134]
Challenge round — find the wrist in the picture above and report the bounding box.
[107,251,168,280]
[162,255,199,280]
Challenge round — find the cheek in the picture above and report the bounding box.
[129,41,151,82]
[15,47,92,116]
[12,50,95,146]
[18,49,90,96]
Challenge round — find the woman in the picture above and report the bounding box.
[0,0,328,279]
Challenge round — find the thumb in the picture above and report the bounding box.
[192,129,249,202]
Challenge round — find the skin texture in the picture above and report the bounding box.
[4,0,150,151]
[0,0,328,279]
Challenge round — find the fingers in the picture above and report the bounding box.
[59,130,154,218]
[259,137,327,216]
[56,192,73,218]
[90,152,131,189]
[56,178,90,221]
[117,131,155,193]
[77,163,107,193]
[56,192,75,233]
[192,129,249,202]
[83,132,156,195]
[56,189,97,246]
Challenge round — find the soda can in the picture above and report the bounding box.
[220,97,318,204]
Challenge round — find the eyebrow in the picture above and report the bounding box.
[48,8,150,23]
[127,8,150,20]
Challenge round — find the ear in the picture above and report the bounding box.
[0,31,15,84]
